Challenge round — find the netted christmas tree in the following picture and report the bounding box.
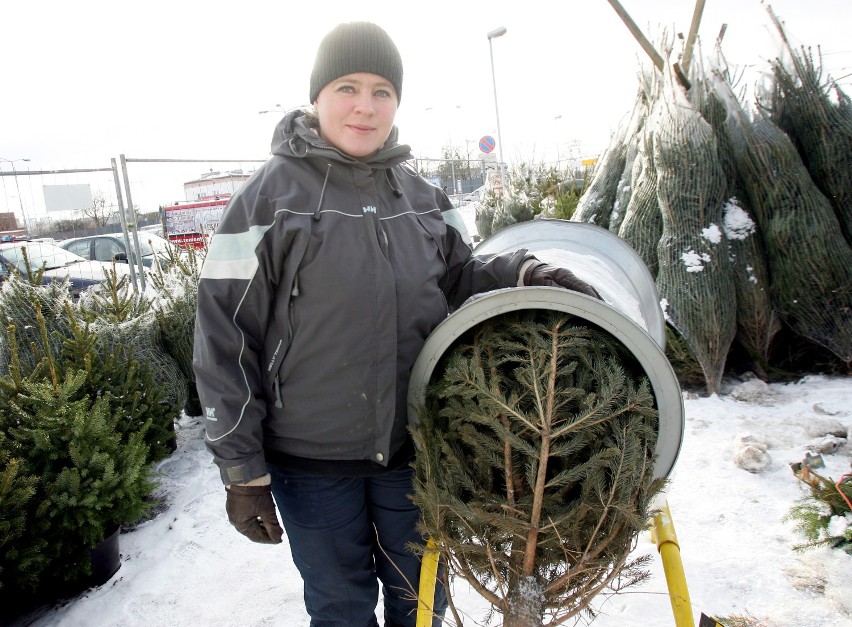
[79,270,188,420]
[652,64,737,395]
[617,123,662,278]
[715,71,852,364]
[608,122,642,235]
[609,73,657,235]
[719,197,780,374]
[570,91,645,228]
[148,233,205,415]
[763,7,852,246]
[411,309,663,627]
[688,61,781,374]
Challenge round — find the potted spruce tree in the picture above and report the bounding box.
[0,270,170,613]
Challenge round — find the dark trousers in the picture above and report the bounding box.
[267,464,447,627]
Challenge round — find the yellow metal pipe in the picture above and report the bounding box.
[418,506,694,626]
[416,537,440,627]
[651,501,695,627]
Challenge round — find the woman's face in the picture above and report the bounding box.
[313,72,398,159]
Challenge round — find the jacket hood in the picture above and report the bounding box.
[270,108,412,168]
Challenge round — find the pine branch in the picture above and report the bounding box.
[413,309,663,623]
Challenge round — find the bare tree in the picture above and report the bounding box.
[76,190,113,227]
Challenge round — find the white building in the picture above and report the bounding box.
[183,170,250,201]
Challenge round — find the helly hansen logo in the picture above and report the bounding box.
[205,407,217,421]
[363,205,377,214]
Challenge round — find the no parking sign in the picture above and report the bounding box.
[479,135,496,154]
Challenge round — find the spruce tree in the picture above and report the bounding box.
[148,244,204,415]
[411,310,663,626]
[0,453,45,594]
[0,346,153,601]
[0,273,163,606]
[78,268,188,424]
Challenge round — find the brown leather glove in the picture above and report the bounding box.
[225,484,284,544]
[523,262,602,300]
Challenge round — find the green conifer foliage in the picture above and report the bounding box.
[653,67,737,396]
[63,311,177,463]
[0,454,45,594]
[0,356,153,598]
[149,244,204,415]
[722,89,852,363]
[412,310,664,626]
[618,129,662,278]
[78,269,188,419]
[0,274,165,605]
[765,10,852,246]
[0,270,74,376]
[0,270,179,464]
[784,467,852,553]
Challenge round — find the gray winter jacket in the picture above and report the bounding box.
[193,109,529,484]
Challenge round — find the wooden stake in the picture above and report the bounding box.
[681,0,707,76]
[605,0,665,71]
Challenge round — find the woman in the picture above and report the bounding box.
[193,21,598,627]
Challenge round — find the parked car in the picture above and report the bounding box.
[462,185,486,203]
[138,224,165,237]
[59,232,176,270]
[0,240,131,298]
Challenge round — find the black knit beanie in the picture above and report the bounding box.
[309,22,403,104]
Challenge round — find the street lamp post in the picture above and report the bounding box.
[0,157,31,228]
[487,26,507,197]
[464,139,483,187]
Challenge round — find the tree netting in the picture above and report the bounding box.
[570,89,648,228]
[617,127,662,278]
[0,275,74,376]
[89,312,188,413]
[721,198,781,372]
[0,270,181,464]
[762,10,852,246]
[608,131,639,235]
[562,6,852,385]
[609,72,657,236]
[411,309,663,627]
[148,247,205,415]
[652,66,737,395]
[689,65,781,371]
[715,73,852,363]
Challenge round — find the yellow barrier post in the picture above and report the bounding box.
[416,537,440,627]
[418,505,695,626]
[651,501,695,627]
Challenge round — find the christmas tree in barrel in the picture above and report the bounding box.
[411,309,664,626]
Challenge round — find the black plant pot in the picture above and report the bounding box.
[87,527,121,587]
[165,417,178,453]
[0,528,122,625]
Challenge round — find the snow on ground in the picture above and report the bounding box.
[7,376,852,627]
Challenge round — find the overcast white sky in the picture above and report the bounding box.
[1,0,850,220]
